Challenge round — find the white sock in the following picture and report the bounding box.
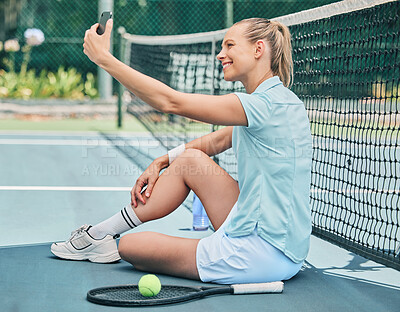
[88,205,143,239]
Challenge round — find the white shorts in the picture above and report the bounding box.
[196,202,302,284]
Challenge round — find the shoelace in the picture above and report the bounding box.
[69,225,88,241]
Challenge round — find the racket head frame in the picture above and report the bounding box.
[87,284,232,307]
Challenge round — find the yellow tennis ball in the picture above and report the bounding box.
[138,274,161,297]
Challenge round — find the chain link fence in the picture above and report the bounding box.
[3,0,340,86]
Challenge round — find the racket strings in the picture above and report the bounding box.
[92,285,201,301]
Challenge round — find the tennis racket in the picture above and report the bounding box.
[87,281,284,307]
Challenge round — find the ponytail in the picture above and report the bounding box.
[235,18,293,87]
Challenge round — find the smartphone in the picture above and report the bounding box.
[96,11,113,35]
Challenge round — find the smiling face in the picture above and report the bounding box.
[217,23,258,83]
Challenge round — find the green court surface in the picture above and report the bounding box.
[0,116,147,132]
[0,130,399,312]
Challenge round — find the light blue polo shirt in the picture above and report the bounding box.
[224,76,312,263]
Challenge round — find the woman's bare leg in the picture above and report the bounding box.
[118,148,239,279]
[133,148,239,230]
[119,232,201,279]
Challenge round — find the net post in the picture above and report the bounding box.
[210,38,216,97]
[225,0,234,28]
[117,26,126,128]
[98,0,114,100]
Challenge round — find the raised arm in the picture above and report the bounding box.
[83,20,248,127]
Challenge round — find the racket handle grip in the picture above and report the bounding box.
[232,281,284,294]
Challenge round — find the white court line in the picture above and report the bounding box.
[1,186,397,194]
[0,139,160,147]
[0,186,131,191]
[0,130,153,137]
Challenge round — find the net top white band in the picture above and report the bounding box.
[119,0,396,45]
[120,28,226,45]
[275,0,397,26]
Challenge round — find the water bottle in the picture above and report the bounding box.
[192,193,209,231]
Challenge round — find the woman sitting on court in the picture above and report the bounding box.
[51,17,312,284]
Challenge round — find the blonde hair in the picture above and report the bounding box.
[235,18,293,87]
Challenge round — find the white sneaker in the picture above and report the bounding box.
[51,225,121,263]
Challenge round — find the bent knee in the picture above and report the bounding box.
[176,148,208,165]
[118,232,158,263]
[118,233,144,260]
[117,234,132,261]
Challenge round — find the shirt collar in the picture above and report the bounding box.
[252,76,282,94]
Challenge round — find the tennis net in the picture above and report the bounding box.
[118,0,400,270]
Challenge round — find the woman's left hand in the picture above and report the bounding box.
[83,19,113,66]
[131,159,163,207]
